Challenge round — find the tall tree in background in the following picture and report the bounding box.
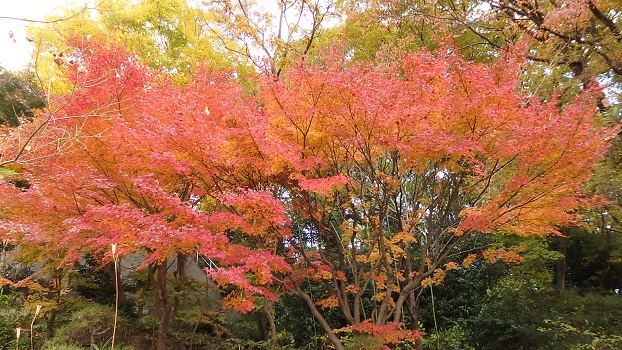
[0,68,44,127]
[344,0,622,101]
[27,0,245,89]
[27,0,341,87]
[492,0,622,95]
[202,0,341,75]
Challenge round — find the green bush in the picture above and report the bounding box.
[537,291,622,349]
[42,345,83,350]
[43,303,132,349]
[0,291,29,350]
[342,334,384,350]
[423,325,475,350]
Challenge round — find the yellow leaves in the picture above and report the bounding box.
[444,261,459,271]
[345,284,359,294]
[313,270,333,281]
[371,292,386,302]
[462,253,478,268]
[387,231,416,258]
[447,246,526,273]
[376,173,402,191]
[387,245,406,258]
[390,231,417,245]
[367,250,381,263]
[223,290,255,313]
[371,287,399,309]
[355,254,369,264]
[532,30,550,41]
[292,260,336,283]
[483,247,525,265]
[253,267,270,286]
[421,268,446,288]
[316,295,339,309]
[0,277,13,289]
[340,221,354,241]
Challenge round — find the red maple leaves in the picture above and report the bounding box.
[0,36,615,345]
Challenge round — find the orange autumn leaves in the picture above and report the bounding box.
[262,46,613,239]
[0,36,615,320]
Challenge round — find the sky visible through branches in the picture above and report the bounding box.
[0,0,88,70]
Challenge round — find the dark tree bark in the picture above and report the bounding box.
[155,262,172,350]
[555,234,570,294]
[263,299,278,348]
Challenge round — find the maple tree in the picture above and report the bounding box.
[0,37,289,349]
[255,45,614,348]
[0,27,615,350]
[342,0,622,304]
[487,0,622,292]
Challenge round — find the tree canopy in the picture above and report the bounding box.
[0,1,620,349]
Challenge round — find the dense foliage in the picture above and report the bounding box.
[0,1,621,349]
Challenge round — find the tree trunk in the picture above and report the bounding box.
[556,235,570,294]
[155,262,172,350]
[46,273,64,339]
[295,289,344,350]
[408,288,425,350]
[263,299,278,348]
[173,253,188,331]
[45,309,57,340]
[376,283,393,324]
[104,263,126,302]
[353,293,362,324]
[393,275,422,323]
